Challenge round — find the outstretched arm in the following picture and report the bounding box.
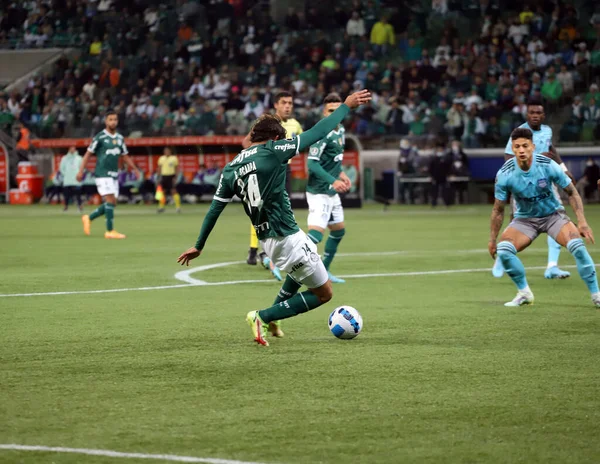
[297,90,371,151]
[488,199,506,258]
[177,199,229,265]
[563,182,594,243]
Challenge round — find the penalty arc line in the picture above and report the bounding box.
[0,263,595,298]
[0,444,266,464]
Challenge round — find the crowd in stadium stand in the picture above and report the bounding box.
[0,0,599,146]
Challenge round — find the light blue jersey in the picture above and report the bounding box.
[495,155,571,218]
[505,122,553,155]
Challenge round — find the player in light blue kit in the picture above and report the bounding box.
[489,127,599,307]
[492,100,576,280]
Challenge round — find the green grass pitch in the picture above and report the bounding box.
[1,203,600,464]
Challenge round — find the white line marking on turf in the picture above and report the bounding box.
[174,261,244,284]
[0,263,593,298]
[0,444,265,464]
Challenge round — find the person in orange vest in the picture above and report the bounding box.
[15,122,31,161]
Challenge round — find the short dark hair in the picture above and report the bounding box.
[323,93,342,105]
[250,114,286,143]
[511,127,533,140]
[105,109,117,118]
[526,98,543,108]
[274,91,292,104]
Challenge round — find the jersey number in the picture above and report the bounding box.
[237,173,262,210]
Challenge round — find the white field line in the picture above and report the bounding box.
[0,263,590,298]
[0,444,265,464]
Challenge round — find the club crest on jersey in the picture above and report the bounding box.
[112,139,117,145]
[537,178,548,189]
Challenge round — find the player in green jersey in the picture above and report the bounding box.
[77,110,142,239]
[306,93,351,284]
[177,89,371,347]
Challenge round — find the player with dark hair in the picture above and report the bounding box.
[244,91,303,269]
[493,99,576,279]
[77,110,142,239]
[306,93,351,283]
[177,90,372,346]
[489,127,599,307]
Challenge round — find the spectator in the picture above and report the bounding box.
[189,163,221,197]
[446,100,466,139]
[346,11,365,37]
[464,87,483,111]
[82,78,96,100]
[585,83,600,104]
[583,97,600,139]
[386,98,406,135]
[577,158,600,202]
[448,140,470,204]
[15,121,31,160]
[556,65,574,97]
[7,92,21,117]
[541,73,562,105]
[370,16,395,56]
[572,96,585,125]
[89,37,102,56]
[243,93,264,120]
[483,115,502,147]
[462,107,486,148]
[508,17,528,46]
[59,146,83,212]
[397,138,421,204]
[429,142,452,208]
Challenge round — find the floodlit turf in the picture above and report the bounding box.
[1,203,600,464]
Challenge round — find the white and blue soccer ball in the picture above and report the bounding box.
[328,306,363,339]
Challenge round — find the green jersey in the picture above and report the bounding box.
[307,126,345,195]
[87,130,128,179]
[193,104,352,252]
[215,138,302,240]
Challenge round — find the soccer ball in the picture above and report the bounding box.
[328,306,363,339]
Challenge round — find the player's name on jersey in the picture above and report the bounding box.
[237,161,257,177]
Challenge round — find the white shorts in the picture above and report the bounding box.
[306,192,344,229]
[95,177,119,197]
[261,230,329,289]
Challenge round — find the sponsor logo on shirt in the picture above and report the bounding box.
[517,191,552,203]
[274,143,296,152]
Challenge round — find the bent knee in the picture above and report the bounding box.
[497,241,517,257]
[312,282,333,304]
[320,288,333,304]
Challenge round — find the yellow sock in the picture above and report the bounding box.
[174,193,181,209]
[250,224,258,248]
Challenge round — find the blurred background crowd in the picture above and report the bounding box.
[0,0,599,149]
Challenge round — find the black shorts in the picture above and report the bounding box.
[160,175,175,191]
